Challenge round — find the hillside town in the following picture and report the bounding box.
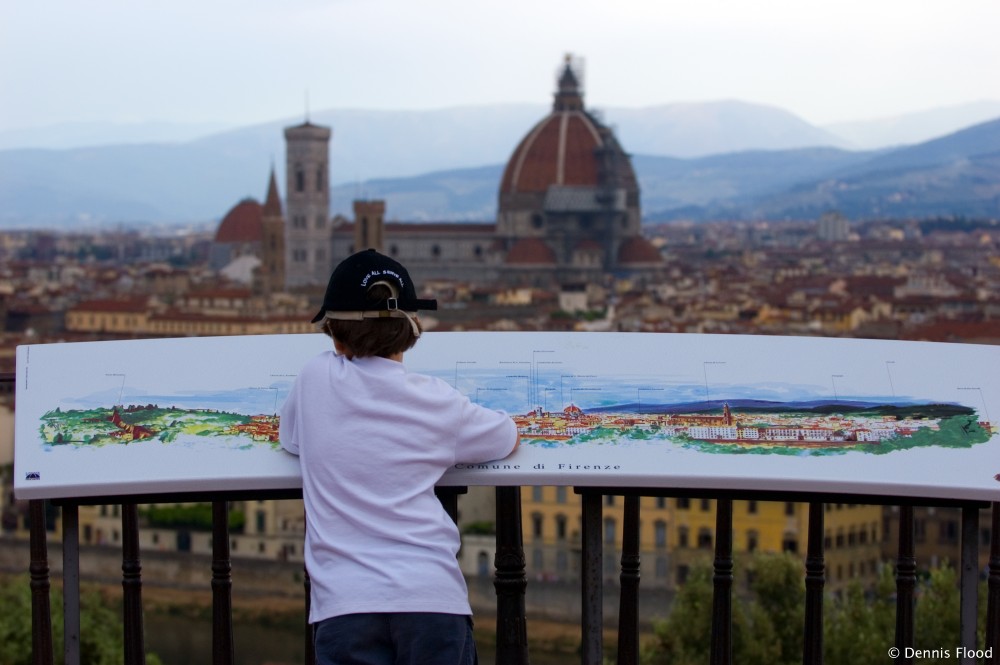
[1,214,999,376]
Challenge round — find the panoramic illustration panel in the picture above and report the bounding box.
[13,332,1000,501]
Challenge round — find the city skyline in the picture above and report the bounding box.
[2,0,1000,135]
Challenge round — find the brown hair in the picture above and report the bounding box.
[320,283,421,358]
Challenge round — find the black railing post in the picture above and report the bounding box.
[894,505,916,665]
[62,503,81,665]
[617,494,641,665]
[959,505,980,664]
[580,489,604,665]
[304,567,315,665]
[302,505,315,665]
[211,501,234,665]
[435,486,467,525]
[986,503,999,664]
[495,486,529,664]
[121,502,146,665]
[29,499,54,665]
[710,498,733,665]
[803,502,825,665]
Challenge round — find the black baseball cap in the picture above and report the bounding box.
[311,249,437,324]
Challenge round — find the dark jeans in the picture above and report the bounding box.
[313,612,477,665]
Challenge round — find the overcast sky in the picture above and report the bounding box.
[3,0,999,133]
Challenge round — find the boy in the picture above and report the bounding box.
[279,249,520,665]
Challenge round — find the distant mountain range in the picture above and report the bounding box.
[0,100,998,228]
[336,117,1000,223]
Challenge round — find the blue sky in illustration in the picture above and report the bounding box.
[50,371,924,420]
[428,368,916,415]
[59,381,295,416]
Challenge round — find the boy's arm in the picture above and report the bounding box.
[454,403,520,463]
[278,382,300,456]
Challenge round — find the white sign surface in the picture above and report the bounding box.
[14,332,1000,501]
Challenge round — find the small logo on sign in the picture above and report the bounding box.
[25,472,40,481]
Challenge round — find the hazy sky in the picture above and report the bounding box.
[3,0,999,133]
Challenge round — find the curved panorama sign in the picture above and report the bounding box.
[13,331,1000,502]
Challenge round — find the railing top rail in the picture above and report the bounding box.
[43,485,993,510]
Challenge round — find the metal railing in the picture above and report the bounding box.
[18,489,1000,665]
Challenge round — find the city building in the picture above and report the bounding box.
[519,488,889,593]
[211,56,666,290]
[283,122,333,288]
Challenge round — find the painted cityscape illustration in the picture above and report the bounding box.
[16,333,1000,501]
[36,364,994,458]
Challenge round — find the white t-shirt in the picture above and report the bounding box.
[280,350,518,623]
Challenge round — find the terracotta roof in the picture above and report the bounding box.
[333,222,497,236]
[499,111,604,194]
[215,199,263,243]
[150,311,307,324]
[574,239,603,252]
[617,237,663,264]
[906,320,1000,344]
[498,60,639,214]
[384,222,497,234]
[185,288,254,299]
[505,238,557,265]
[70,297,149,313]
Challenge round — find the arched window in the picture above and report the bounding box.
[295,166,305,193]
